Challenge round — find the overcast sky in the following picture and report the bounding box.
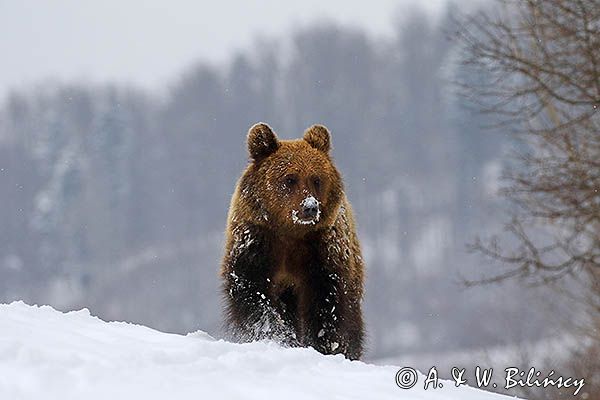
[0,0,448,98]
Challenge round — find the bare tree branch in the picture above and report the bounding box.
[455,0,600,347]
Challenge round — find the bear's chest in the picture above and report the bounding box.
[270,237,312,292]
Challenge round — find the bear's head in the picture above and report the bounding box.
[239,122,343,236]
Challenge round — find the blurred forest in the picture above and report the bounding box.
[0,5,568,364]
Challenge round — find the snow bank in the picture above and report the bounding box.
[0,302,516,400]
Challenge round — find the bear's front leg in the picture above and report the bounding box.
[222,224,298,346]
[303,230,364,360]
[304,266,363,360]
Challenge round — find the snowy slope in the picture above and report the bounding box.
[0,302,518,400]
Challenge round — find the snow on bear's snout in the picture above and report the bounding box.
[291,195,321,225]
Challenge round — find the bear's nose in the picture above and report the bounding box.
[301,196,319,219]
[302,203,318,218]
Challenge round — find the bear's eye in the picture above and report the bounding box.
[284,175,298,187]
[312,177,321,190]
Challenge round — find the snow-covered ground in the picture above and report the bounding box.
[0,302,518,400]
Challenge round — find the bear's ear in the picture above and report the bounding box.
[303,124,331,153]
[247,122,280,161]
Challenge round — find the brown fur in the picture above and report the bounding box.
[220,122,365,359]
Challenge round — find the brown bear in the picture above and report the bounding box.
[220,122,365,360]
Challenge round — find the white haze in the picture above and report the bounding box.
[0,0,449,98]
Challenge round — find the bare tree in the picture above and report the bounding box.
[456,0,600,396]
